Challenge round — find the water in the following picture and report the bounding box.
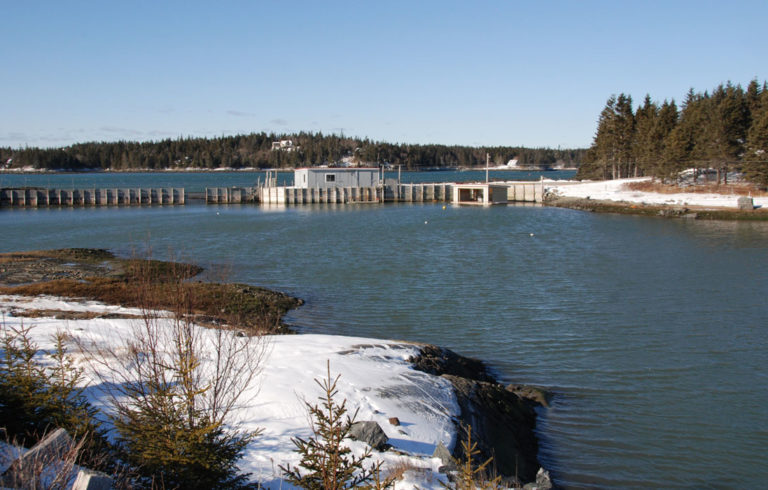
[1,172,766,488]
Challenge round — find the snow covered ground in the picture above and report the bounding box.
[0,295,459,488]
[545,177,768,209]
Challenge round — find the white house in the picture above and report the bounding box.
[293,168,380,189]
[271,140,297,152]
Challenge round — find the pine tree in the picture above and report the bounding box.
[632,95,659,177]
[743,89,768,186]
[0,322,109,466]
[280,362,387,490]
[614,93,636,178]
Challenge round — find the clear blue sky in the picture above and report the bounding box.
[2,0,766,149]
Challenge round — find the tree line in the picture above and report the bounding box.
[578,79,768,186]
[0,132,584,172]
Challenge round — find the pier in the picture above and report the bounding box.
[1,181,544,207]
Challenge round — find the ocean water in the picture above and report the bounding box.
[1,172,766,488]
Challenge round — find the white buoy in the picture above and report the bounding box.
[529,233,534,237]
[424,220,428,224]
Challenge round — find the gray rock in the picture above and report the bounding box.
[432,441,456,473]
[2,428,73,484]
[523,468,553,489]
[738,196,754,210]
[72,469,114,490]
[349,421,389,451]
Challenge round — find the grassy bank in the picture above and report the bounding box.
[0,248,302,333]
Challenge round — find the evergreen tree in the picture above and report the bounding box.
[743,89,768,186]
[632,95,659,177]
[280,362,386,490]
[0,322,110,466]
[696,83,749,183]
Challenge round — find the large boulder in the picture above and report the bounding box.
[737,196,754,211]
[445,375,541,483]
[349,421,389,451]
[410,345,547,485]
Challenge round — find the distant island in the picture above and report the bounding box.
[0,132,584,172]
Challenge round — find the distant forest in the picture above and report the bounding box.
[0,133,584,172]
[578,79,768,186]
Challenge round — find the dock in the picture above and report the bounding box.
[1,181,545,208]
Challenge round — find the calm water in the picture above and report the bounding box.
[1,172,766,488]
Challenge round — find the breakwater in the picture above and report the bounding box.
[3,181,544,207]
[0,187,185,206]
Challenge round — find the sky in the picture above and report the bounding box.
[2,0,766,150]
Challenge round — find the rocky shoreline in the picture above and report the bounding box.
[545,195,768,220]
[410,345,550,487]
[0,248,551,488]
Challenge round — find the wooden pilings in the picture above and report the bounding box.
[0,188,185,207]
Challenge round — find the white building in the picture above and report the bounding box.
[452,183,509,205]
[271,140,297,152]
[293,168,380,189]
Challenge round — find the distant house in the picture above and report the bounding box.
[294,168,380,189]
[271,140,297,152]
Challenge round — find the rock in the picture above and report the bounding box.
[506,384,550,407]
[388,417,401,426]
[432,441,456,472]
[72,469,114,490]
[445,375,541,483]
[738,196,754,210]
[523,468,553,490]
[410,344,548,486]
[349,421,389,451]
[408,344,496,383]
[2,428,72,481]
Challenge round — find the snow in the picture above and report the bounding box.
[0,295,458,488]
[546,177,768,209]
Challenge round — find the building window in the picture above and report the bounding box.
[325,174,336,183]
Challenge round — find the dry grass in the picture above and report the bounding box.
[384,458,433,483]
[0,429,85,490]
[0,249,302,334]
[625,180,768,196]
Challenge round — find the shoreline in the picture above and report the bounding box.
[0,248,550,487]
[545,195,768,220]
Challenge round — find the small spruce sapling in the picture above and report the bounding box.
[280,361,390,489]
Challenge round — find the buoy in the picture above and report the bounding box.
[425,220,429,224]
[442,205,446,210]
[529,233,534,237]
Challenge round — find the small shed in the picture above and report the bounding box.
[294,168,380,189]
[452,183,508,205]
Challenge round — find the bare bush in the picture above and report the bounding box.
[76,252,269,488]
